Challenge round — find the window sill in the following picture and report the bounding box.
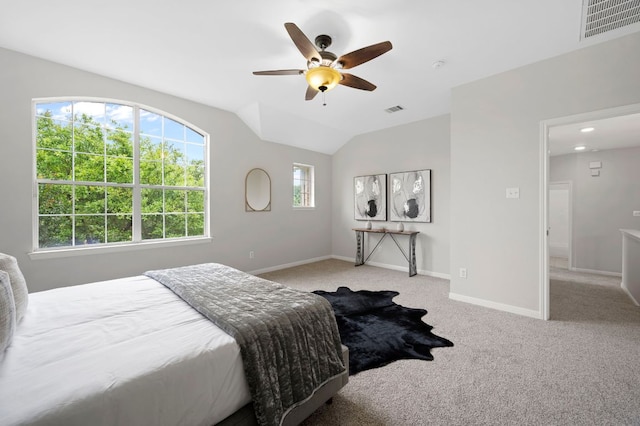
[293,206,315,211]
[28,237,213,260]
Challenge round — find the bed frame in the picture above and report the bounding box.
[217,345,349,426]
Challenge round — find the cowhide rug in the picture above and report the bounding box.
[313,286,453,375]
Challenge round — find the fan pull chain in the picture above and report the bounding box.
[322,91,327,107]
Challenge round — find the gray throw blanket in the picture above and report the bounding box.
[144,263,345,426]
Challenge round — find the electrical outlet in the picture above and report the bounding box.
[459,268,467,279]
[506,187,520,199]
[249,251,254,259]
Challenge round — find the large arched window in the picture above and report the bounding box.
[33,98,208,252]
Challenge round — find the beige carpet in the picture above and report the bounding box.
[259,259,640,426]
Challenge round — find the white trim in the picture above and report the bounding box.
[540,121,550,320]
[29,237,212,260]
[247,256,332,275]
[540,102,640,322]
[331,254,451,280]
[570,267,622,277]
[549,181,573,268]
[449,292,543,319]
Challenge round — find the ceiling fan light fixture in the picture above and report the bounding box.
[305,66,341,92]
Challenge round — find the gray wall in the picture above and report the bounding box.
[331,115,451,277]
[450,31,640,317]
[0,47,333,292]
[550,147,640,274]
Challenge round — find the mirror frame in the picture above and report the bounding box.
[245,168,271,212]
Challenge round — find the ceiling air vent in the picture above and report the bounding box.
[581,0,640,39]
[385,105,405,113]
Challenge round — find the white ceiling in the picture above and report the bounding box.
[1,0,639,154]
[549,113,640,157]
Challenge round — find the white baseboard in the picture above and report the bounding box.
[448,292,543,319]
[248,255,332,275]
[570,267,622,277]
[330,255,451,280]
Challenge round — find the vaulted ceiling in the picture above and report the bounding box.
[1,0,639,154]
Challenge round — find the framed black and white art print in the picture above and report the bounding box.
[354,174,387,221]
[389,169,431,222]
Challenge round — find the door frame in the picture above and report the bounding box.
[539,102,640,320]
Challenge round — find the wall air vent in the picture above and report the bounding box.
[385,105,405,113]
[581,0,640,39]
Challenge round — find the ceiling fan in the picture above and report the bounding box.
[253,22,392,102]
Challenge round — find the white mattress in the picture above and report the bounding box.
[0,275,251,426]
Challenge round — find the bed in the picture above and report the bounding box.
[0,260,348,426]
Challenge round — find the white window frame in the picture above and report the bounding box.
[30,97,211,259]
[293,163,315,209]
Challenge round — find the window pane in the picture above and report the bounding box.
[107,187,132,214]
[106,130,133,157]
[186,165,204,187]
[164,117,184,141]
[164,164,185,186]
[74,101,105,125]
[106,157,133,184]
[165,214,186,238]
[75,215,105,245]
[140,136,162,161]
[186,128,204,144]
[39,184,72,215]
[141,214,163,239]
[37,149,72,180]
[75,186,105,214]
[107,215,132,243]
[74,122,104,154]
[164,140,186,164]
[140,110,162,136]
[141,188,163,213]
[187,213,204,236]
[106,103,133,131]
[186,143,204,164]
[186,190,204,212]
[165,190,186,213]
[36,101,72,121]
[37,117,72,150]
[39,216,72,248]
[140,160,162,185]
[74,153,104,182]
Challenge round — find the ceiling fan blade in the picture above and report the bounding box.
[336,41,393,69]
[253,69,304,76]
[339,73,377,91]
[305,85,319,101]
[284,22,321,63]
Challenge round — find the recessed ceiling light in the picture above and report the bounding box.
[574,145,586,151]
[580,127,595,133]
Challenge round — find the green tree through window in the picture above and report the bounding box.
[35,100,207,249]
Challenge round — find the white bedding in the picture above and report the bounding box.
[0,275,251,426]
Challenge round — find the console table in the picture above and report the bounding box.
[353,228,419,277]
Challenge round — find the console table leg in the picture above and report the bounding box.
[355,230,365,266]
[408,233,417,277]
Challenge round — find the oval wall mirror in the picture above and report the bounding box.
[245,168,271,212]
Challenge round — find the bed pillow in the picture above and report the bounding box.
[0,253,28,323]
[0,270,16,354]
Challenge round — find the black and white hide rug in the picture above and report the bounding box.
[313,286,453,375]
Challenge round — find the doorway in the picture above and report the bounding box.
[540,102,640,320]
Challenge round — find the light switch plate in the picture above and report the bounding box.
[506,187,520,199]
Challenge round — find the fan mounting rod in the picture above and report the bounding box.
[314,34,332,50]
